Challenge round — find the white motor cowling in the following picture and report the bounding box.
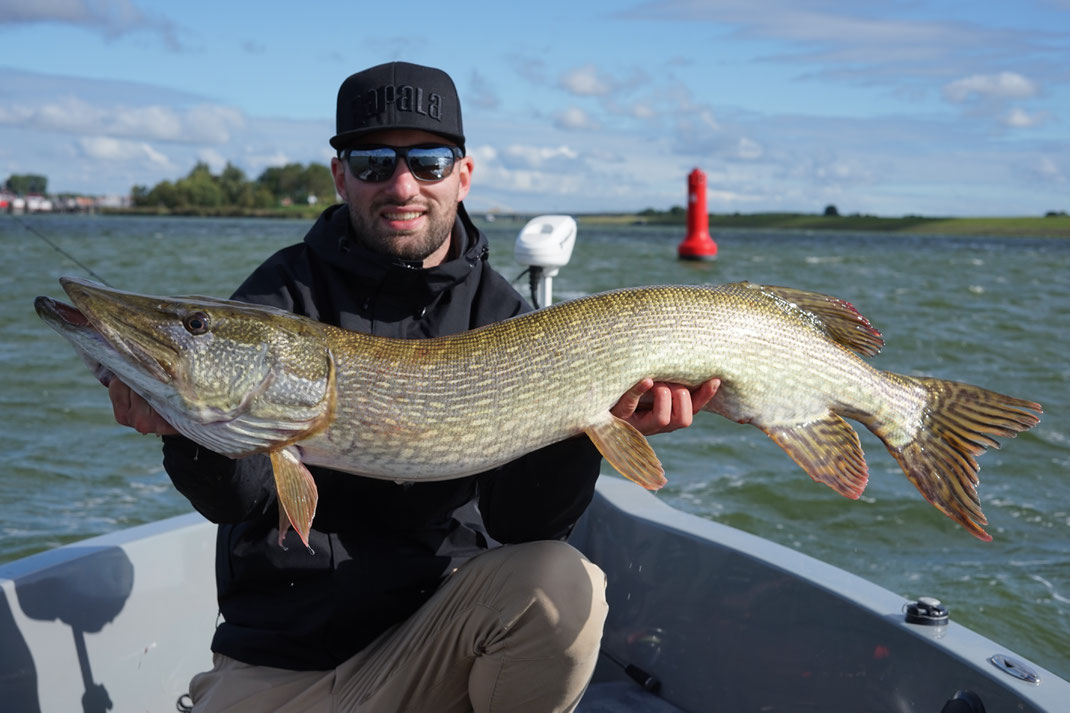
[514,215,577,308]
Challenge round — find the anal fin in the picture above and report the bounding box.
[762,412,869,499]
[585,416,666,490]
[269,447,318,553]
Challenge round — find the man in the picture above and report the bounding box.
[109,61,719,712]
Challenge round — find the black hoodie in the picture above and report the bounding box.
[161,203,603,670]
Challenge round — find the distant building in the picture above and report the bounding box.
[96,195,131,209]
[1,192,132,213]
[25,194,54,212]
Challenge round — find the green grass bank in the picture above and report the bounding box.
[578,211,1070,238]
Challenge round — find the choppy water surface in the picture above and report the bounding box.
[2,213,1067,677]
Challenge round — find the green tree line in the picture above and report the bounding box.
[3,174,48,194]
[131,161,336,210]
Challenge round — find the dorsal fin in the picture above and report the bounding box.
[759,284,884,357]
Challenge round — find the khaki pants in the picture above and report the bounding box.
[189,540,608,713]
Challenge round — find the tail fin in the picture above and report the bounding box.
[872,375,1041,541]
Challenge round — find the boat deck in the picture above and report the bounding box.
[2,476,1066,712]
[579,681,685,712]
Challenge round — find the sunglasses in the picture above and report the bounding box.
[342,144,463,183]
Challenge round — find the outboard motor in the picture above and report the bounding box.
[514,215,577,308]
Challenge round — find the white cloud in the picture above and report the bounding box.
[110,103,185,139]
[707,188,763,204]
[472,162,585,197]
[736,137,763,160]
[183,105,246,143]
[77,136,171,167]
[244,151,294,173]
[466,141,592,200]
[1034,156,1066,184]
[0,96,244,144]
[624,1,1061,105]
[197,148,228,172]
[812,159,871,183]
[672,108,722,153]
[470,144,498,164]
[0,0,184,49]
[0,70,333,195]
[0,0,88,23]
[501,144,580,171]
[1001,107,1047,128]
[558,63,648,99]
[554,106,600,131]
[464,106,1069,215]
[942,72,1039,104]
[559,64,613,97]
[628,102,656,120]
[939,72,1047,128]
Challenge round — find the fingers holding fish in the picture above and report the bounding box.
[108,378,178,436]
[611,378,721,436]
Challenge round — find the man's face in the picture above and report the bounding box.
[331,128,473,267]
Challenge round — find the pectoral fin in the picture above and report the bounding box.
[585,416,667,490]
[762,413,869,499]
[269,447,318,552]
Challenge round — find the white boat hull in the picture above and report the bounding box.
[1,476,1065,712]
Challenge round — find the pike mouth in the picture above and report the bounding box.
[47,297,91,328]
[34,295,91,330]
[35,293,174,384]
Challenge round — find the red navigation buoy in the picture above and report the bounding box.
[677,168,718,260]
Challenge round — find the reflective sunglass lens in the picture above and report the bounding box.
[346,148,397,182]
[345,145,458,183]
[406,147,455,181]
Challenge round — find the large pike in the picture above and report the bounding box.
[36,276,1041,548]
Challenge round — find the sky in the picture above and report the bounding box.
[1,0,1068,216]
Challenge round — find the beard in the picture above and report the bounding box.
[346,198,458,263]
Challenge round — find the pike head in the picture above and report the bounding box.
[35,276,335,457]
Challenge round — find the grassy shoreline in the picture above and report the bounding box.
[99,206,1070,238]
[577,212,1070,238]
[101,204,326,220]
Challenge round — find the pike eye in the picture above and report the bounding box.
[183,312,210,335]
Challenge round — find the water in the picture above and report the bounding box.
[3,213,1068,678]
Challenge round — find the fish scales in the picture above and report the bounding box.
[305,284,912,478]
[35,277,1042,548]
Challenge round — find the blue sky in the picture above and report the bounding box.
[1,0,1067,215]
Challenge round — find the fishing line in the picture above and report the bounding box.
[16,215,113,286]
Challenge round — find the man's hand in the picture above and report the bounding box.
[108,378,179,436]
[610,378,721,436]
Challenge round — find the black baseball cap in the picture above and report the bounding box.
[330,61,465,154]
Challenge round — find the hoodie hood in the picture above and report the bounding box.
[303,202,490,329]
